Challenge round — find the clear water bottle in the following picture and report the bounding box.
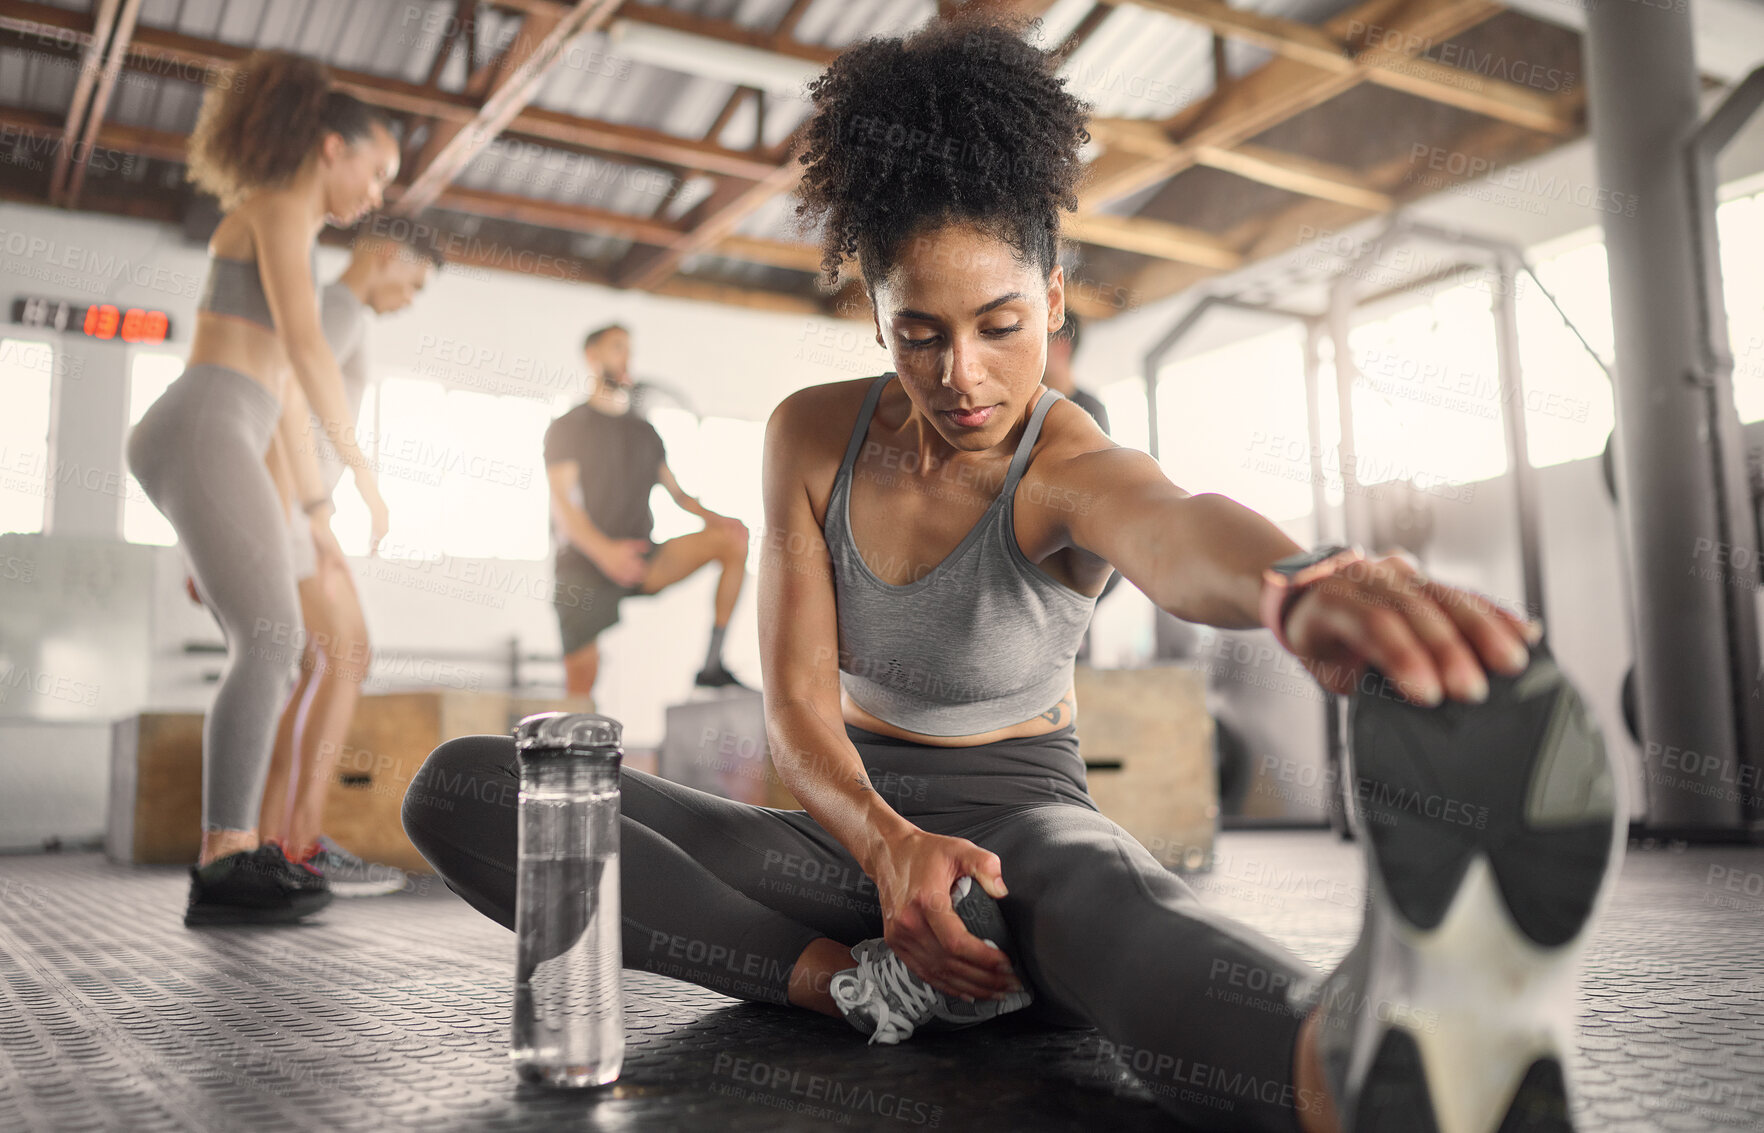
[510,711,624,1087]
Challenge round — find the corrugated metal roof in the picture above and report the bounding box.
[0,47,80,119]
[1059,5,1215,120]
[2,0,1587,315]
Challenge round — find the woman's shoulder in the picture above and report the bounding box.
[772,375,885,432]
[1018,387,1128,494]
[768,376,886,474]
[207,193,299,260]
[1035,387,1113,457]
[205,208,257,260]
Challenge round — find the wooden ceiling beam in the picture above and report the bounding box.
[1111,0,1348,70]
[507,105,778,178]
[1107,0,1572,134]
[1052,3,1112,66]
[421,183,686,244]
[711,234,821,273]
[0,0,90,40]
[490,0,838,64]
[0,5,792,181]
[61,0,141,207]
[1111,110,1570,310]
[1086,116,1394,210]
[773,0,814,39]
[0,100,842,312]
[613,151,804,290]
[1064,212,1242,270]
[1195,142,1392,211]
[45,0,119,205]
[396,0,623,215]
[651,274,822,314]
[1078,0,1505,210]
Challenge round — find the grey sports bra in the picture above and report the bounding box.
[196,247,316,330]
[824,375,1099,736]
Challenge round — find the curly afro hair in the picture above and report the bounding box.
[793,15,1091,291]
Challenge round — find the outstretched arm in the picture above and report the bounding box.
[1061,447,1537,704]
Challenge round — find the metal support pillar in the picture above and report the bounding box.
[1585,0,1748,831]
[1686,66,1764,829]
[1492,250,1547,625]
[1326,277,1369,548]
[1304,321,1350,836]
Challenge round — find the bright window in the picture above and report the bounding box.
[372,376,553,561]
[121,351,183,545]
[1065,186,1764,529]
[0,337,54,535]
[1346,284,1510,489]
[1151,325,1315,524]
[1719,191,1764,422]
[647,406,765,572]
[1514,251,1616,469]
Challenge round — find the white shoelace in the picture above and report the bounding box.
[832,945,941,1045]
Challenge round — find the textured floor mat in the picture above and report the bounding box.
[2,833,1761,1131]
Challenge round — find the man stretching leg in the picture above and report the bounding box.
[545,323,749,696]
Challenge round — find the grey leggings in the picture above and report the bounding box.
[403,724,1321,1131]
[127,364,301,832]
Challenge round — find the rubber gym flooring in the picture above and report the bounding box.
[2,832,1761,1132]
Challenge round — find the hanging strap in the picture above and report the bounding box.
[1003,387,1066,490]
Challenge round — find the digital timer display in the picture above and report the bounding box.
[10,297,173,343]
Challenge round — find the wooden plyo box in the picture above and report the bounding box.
[1074,664,1218,872]
[107,691,595,872]
[659,691,800,810]
[108,712,205,868]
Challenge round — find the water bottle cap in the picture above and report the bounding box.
[514,711,623,753]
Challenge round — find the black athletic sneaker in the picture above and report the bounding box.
[1312,643,1622,1132]
[184,843,334,927]
[830,876,1033,1044]
[693,664,750,690]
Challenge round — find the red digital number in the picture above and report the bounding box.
[140,310,168,343]
[83,303,120,339]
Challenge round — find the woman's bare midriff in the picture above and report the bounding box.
[841,685,1077,747]
[187,211,292,398]
[185,312,289,399]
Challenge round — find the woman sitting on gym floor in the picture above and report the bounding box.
[405,16,1617,1133]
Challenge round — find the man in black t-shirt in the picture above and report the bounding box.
[544,324,749,695]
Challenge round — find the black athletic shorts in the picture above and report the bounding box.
[552,547,656,654]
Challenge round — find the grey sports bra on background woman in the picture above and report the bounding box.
[196,246,318,330]
[823,374,1099,737]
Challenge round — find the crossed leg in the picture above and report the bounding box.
[404,738,1324,1131]
[930,803,1321,1132]
[402,733,878,1006]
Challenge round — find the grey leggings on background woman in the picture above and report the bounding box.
[127,363,303,832]
[403,723,1319,1133]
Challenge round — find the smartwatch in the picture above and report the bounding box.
[1258,544,1364,652]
